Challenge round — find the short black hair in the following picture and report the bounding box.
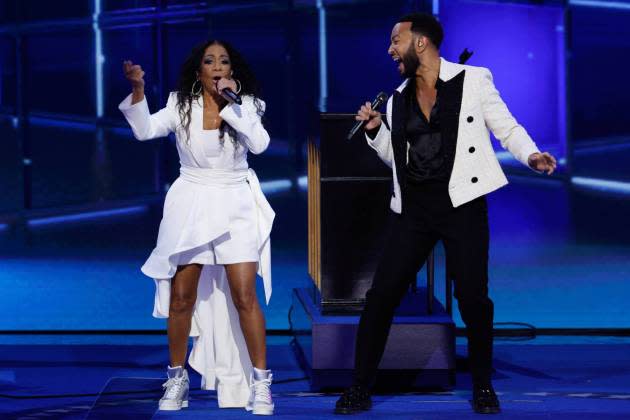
[398,13,444,49]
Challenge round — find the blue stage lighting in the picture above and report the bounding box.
[28,206,148,227]
[260,179,293,195]
[570,0,630,11]
[571,177,630,195]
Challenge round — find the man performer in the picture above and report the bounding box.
[334,12,556,415]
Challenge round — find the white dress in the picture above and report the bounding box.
[118,92,274,408]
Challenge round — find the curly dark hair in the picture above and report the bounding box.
[175,40,264,148]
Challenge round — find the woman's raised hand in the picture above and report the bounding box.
[123,60,145,90]
[123,60,145,104]
[215,77,237,95]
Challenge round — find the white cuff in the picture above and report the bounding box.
[118,93,150,120]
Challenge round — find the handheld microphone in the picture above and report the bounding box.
[213,77,242,105]
[221,87,242,105]
[347,91,388,140]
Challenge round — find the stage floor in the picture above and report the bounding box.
[1,173,629,331]
[2,335,630,419]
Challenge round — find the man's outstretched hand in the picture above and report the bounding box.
[528,152,557,175]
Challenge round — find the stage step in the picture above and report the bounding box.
[290,287,456,391]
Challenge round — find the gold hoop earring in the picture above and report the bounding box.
[234,78,242,94]
[191,79,202,96]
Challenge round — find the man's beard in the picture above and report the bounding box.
[401,46,420,79]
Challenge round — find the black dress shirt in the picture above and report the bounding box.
[404,81,453,184]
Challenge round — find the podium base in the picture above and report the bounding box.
[290,287,456,391]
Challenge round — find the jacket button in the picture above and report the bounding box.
[467,116,474,123]
[469,146,475,153]
[471,177,478,183]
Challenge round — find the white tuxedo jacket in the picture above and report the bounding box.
[367,57,540,212]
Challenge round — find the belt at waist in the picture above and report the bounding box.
[179,165,248,187]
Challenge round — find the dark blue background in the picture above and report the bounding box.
[0,0,629,331]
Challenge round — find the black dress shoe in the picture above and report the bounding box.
[334,385,372,415]
[472,384,501,414]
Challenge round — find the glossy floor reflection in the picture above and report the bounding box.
[1,171,629,330]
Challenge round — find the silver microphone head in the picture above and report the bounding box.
[373,92,388,108]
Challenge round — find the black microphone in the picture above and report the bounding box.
[214,77,243,105]
[347,91,388,140]
[221,87,242,105]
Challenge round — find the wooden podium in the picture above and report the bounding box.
[291,113,456,390]
[307,113,393,312]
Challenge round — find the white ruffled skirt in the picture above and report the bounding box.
[142,166,274,408]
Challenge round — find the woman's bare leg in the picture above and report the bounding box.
[167,263,202,367]
[225,262,266,369]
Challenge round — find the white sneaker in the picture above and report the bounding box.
[246,368,274,415]
[159,365,189,411]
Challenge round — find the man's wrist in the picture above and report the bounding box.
[365,124,381,140]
